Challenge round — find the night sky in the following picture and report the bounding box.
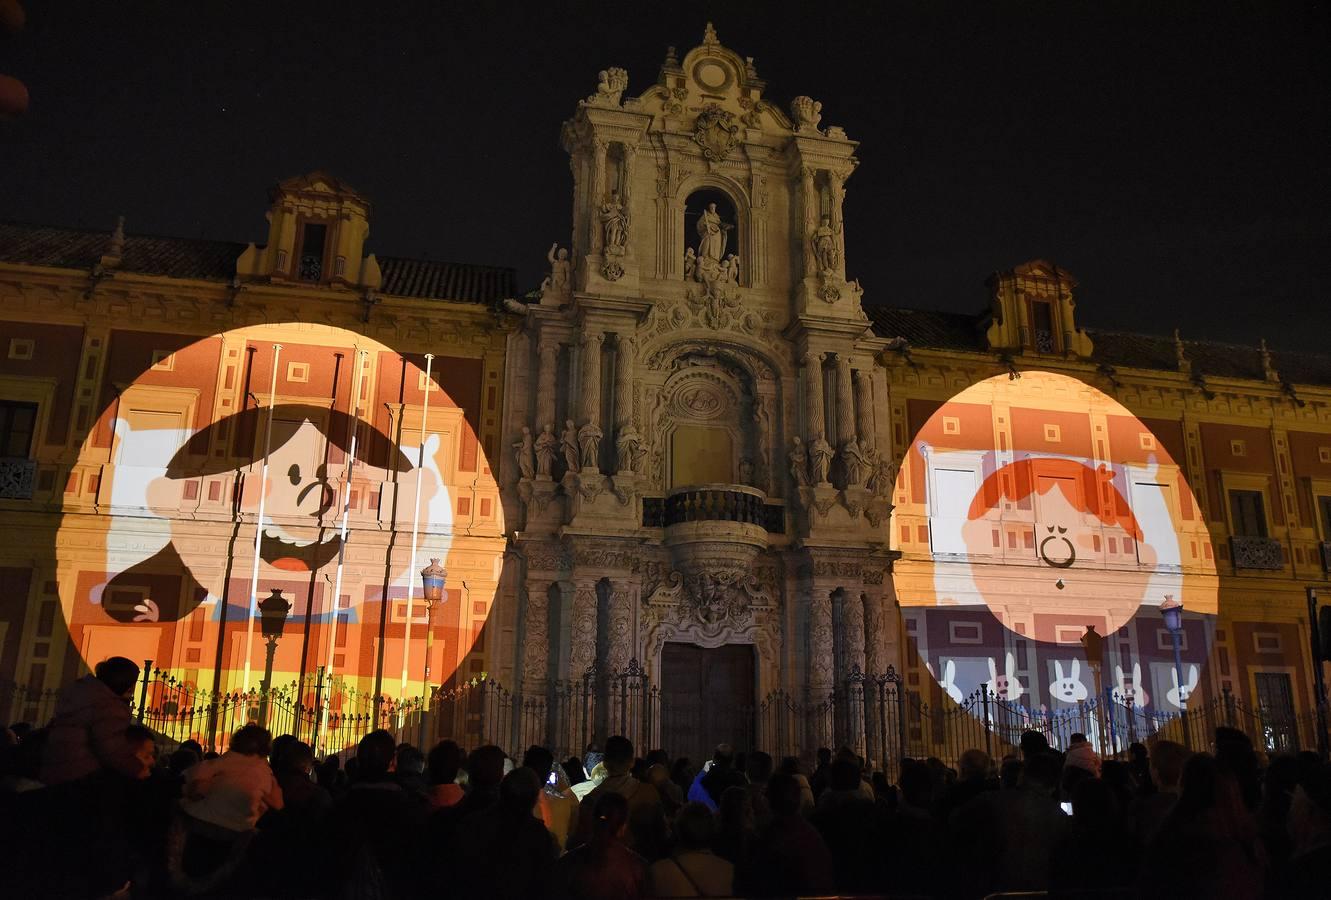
[2,1,1328,350]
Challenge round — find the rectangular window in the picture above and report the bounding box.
[0,401,38,457]
[1229,489,1267,537]
[1318,495,1331,540]
[1031,300,1056,353]
[298,223,328,281]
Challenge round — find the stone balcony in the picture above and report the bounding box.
[1230,535,1285,571]
[651,484,779,578]
[0,458,36,500]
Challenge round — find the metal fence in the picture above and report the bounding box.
[5,663,1324,770]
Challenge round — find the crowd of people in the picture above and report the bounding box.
[2,657,1329,899]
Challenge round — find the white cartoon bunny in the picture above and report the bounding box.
[1166,664,1200,709]
[937,659,965,705]
[1049,659,1089,704]
[987,652,1026,702]
[1113,662,1150,708]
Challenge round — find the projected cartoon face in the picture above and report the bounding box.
[55,323,487,693]
[96,402,434,625]
[895,371,1217,720]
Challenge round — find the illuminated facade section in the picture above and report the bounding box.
[892,371,1217,719]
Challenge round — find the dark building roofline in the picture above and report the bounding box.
[866,303,1331,388]
[0,220,515,306]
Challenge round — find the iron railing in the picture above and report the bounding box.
[5,664,1324,770]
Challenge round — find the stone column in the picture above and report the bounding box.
[613,334,634,432]
[837,589,867,681]
[536,334,560,432]
[828,170,846,278]
[800,166,818,278]
[621,145,636,216]
[568,578,600,683]
[521,580,552,693]
[808,586,835,700]
[590,141,607,254]
[853,368,875,452]
[579,331,604,426]
[834,354,856,446]
[803,350,825,441]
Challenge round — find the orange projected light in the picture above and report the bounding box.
[891,371,1217,721]
[56,323,503,698]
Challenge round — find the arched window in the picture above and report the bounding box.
[683,188,741,285]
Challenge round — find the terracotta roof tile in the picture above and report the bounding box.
[376,256,515,304]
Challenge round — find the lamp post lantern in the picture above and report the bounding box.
[1160,594,1189,746]
[1080,624,1106,751]
[257,587,291,724]
[420,558,447,688]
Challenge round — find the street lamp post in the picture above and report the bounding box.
[257,587,291,726]
[419,558,447,749]
[1080,624,1106,752]
[1160,594,1189,748]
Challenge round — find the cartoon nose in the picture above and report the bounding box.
[295,479,336,516]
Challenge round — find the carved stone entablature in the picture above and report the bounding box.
[571,543,643,574]
[524,542,570,574]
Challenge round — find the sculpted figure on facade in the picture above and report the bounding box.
[540,244,571,302]
[600,192,629,254]
[513,426,536,480]
[790,95,823,133]
[695,202,731,265]
[789,436,811,487]
[561,419,580,473]
[683,247,696,281]
[615,425,644,473]
[578,422,603,471]
[812,215,841,274]
[866,453,895,499]
[808,432,834,485]
[582,66,628,107]
[534,424,557,478]
[840,438,869,488]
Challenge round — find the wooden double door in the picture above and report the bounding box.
[659,643,756,764]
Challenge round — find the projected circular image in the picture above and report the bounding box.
[57,323,502,696]
[891,371,1217,725]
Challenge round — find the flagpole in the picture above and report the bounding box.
[319,348,366,752]
[242,344,281,693]
[400,353,434,701]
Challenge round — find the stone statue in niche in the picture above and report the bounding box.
[601,193,629,255]
[696,202,732,265]
[615,426,643,474]
[513,426,535,480]
[840,438,869,488]
[561,420,580,473]
[808,433,834,485]
[683,247,696,281]
[540,244,571,302]
[788,436,811,487]
[812,215,841,274]
[578,422,603,471]
[534,424,557,478]
[790,95,823,133]
[582,67,628,107]
[865,451,895,498]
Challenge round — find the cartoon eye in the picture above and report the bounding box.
[1057,526,1067,534]
[1045,525,1055,533]
[287,464,301,485]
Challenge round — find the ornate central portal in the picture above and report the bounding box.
[659,642,755,765]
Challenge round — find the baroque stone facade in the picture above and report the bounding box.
[501,27,900,724]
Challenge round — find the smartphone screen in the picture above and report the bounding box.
[1060,801,1073,815]
[547,770,558,786]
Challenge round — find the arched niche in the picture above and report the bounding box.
[658,353,762,491]
[681,184,747,288]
